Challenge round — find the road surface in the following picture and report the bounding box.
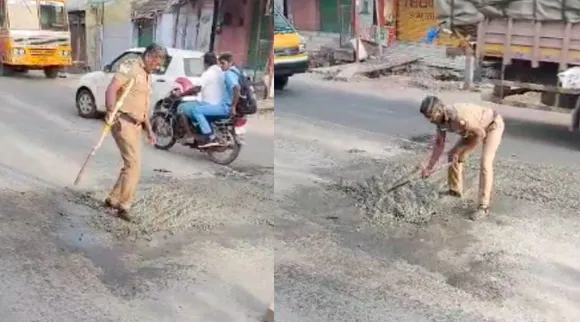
[274,75,580,322]
[0,72,274,322]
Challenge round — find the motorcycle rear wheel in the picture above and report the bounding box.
[206,129,242,165]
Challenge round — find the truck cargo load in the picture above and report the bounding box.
[435,0,580,109]
[436,0,580,25]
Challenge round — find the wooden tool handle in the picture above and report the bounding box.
[385,161,454,194]
[73,79,136,186]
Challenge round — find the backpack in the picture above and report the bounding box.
[231,68,258,115]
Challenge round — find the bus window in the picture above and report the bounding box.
[7,0,39,30]
[39,1,67,31]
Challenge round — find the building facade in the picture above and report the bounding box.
[282,0,456,48]
[66,0,271,71]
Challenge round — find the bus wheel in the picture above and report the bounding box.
[0,64,13,76]
[44,67,59,79]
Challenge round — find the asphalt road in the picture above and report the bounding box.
[0,72,274,322]
[276,74,580,167]
[273,75,580,322]
[4,71,580,322]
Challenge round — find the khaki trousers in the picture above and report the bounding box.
[448,115,505,208]
[108,118,142,209]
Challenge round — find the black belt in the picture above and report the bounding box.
[118,112,142,126]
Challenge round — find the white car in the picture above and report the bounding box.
[75,47,204,118]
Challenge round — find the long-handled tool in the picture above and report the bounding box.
[73,78,136,186]
[385,160,454,193]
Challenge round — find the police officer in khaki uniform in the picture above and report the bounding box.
[419,95,505,221]
[104,43,168,220]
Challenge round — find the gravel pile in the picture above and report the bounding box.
[330,156,442,225]
[71,170,274,241]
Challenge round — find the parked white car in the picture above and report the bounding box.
[75,47,205,118]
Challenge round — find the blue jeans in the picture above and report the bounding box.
[179,101,230,135]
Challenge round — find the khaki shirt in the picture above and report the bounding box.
[437,103,497,138]
[112,57,151,123]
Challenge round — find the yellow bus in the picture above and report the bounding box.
[0,0,72,78]
[274,9,308,90]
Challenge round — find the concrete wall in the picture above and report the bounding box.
[288,0,319,31]
[85,6,100,70]
[66,0,87,12]
[215,0,252,66]
[154,0,210,52]
[155,13,175,47]
[102,0,133,65]
[86,0,133,70]
[299,31,340,51]
[195,1,213,52]
[183,2,200,50]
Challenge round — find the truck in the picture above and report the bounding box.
[436,0,580,109]
[273,8,308,90]
[0,0,72,78]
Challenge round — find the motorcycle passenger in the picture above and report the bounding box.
[177,51,228,147]
[217,52,241,120]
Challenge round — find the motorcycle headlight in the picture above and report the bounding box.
[12,48,25,56]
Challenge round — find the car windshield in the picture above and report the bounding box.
[7,0,40,30]
[274,9,295,34]
[39,1,68,31]
[183,57,204,77]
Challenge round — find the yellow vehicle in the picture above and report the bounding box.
[0,0,72,78]
[273,9,308,90]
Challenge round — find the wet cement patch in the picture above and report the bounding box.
[323,155,444,226]
[0,188,188,299]
[0,182,273,313]
[68,167,274,241]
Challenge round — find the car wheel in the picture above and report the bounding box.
[76,88,98,118]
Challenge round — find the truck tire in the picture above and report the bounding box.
[44,67,59,79]
[540,92,579,109]
[274,76,289,90]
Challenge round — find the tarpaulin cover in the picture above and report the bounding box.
[436,0,580,26]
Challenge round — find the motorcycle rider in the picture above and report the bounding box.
[177,51,227,147]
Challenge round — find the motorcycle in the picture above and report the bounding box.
[150,89,247,165]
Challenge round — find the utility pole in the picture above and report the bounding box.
[353,0,360,62]
[374,0,383,56]
[266,0,274,99]
[209,0,219,51]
